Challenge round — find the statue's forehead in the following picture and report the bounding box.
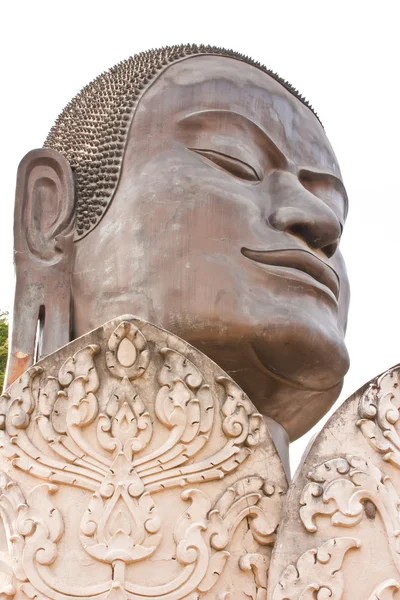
[132,55,341,178]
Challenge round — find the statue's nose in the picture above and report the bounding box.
[267,172,342,259]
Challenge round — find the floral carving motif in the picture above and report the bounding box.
[0,319,282,600]
[300,455,400,566]
[270,363,400,599]
[271,537,359,600]
[106,321,150,380]
[358,364,400,467]
[97,377,152,458]
[294,453,400,598]
[0,472,281,600]
[80,451,163,564]
[368,580,400,599]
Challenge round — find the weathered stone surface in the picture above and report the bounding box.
[8,48,350,445]
[268,364,400,599]
[0,315,287,600]
[5,43,354,597]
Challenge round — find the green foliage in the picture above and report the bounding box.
[0,312,8,390]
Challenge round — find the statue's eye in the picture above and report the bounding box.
[189,148,260,182]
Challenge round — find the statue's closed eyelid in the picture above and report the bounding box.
[188,148,261,182]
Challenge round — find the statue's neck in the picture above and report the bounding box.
[264,416,290,479]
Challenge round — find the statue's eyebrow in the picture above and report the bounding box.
[298,168,349,218]
[177,109,288,170]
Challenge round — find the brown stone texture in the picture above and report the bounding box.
[7,50,350,442]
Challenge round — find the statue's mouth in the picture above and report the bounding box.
[241,247,340,301]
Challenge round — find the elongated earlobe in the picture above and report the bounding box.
[5,148,75,388]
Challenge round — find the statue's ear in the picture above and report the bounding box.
[6,148,75,388]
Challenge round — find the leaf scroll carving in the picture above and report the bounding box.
[268,363,400,600]
[0,317,286,600]
[368,580,400,599]
[358,364,400,468]
[271,537,360,600]
[300,455,400,569]
[294,452,400,597]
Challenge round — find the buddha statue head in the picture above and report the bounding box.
[8,44,349,441]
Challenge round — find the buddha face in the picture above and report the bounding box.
[71,55,350,440]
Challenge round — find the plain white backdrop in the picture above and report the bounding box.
[1,0,399,473]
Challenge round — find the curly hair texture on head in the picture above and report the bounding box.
[45,44,320,240]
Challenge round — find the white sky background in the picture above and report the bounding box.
[1,0,399,475]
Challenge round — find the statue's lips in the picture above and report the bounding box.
[241,247,340,301]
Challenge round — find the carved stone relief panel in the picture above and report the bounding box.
[268,364,400,599]
[0,315,287,600]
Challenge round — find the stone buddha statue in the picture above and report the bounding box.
[7,44,349,456]
[7,44,400,600]
[0,44,358,600]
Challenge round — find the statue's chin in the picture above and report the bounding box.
[165,308,349,395]
[250,326,350,392]
[188,327,348,441]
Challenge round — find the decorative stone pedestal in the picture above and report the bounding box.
[0,316,287,600]
[268,364,400,599]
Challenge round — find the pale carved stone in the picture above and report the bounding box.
[271,537,360,600]
[267,364,400,599]
[368,581,400,600]
[357,365,400,467]
[0,316,287,600]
